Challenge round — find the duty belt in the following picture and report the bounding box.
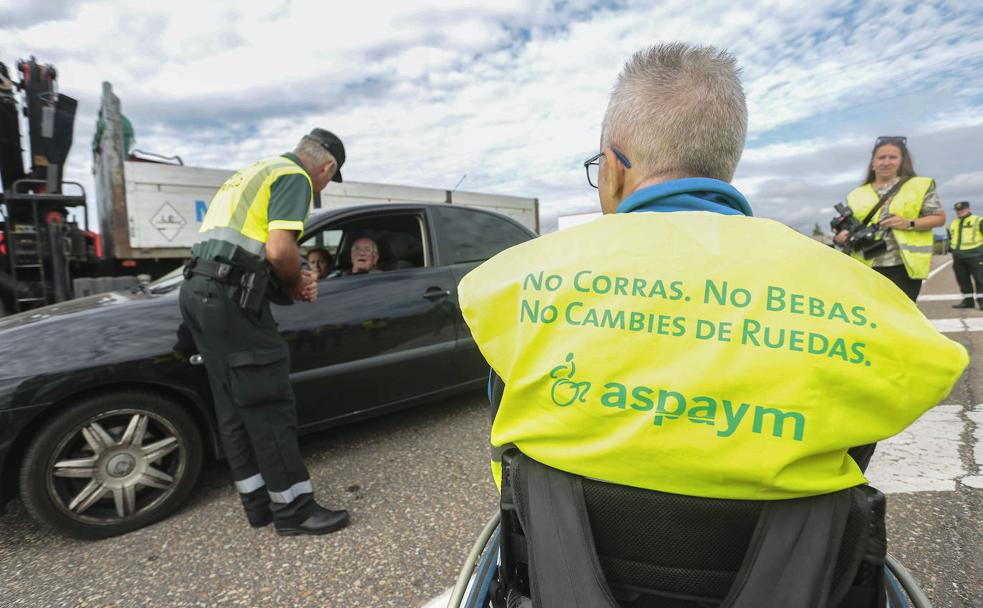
[183,256,269,312]
[183,257,246,285]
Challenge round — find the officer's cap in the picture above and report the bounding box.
[308,128,346,183]
[954,201,970,211]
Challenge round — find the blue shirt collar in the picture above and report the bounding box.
[615,178,753,217]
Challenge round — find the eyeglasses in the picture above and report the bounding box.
[875,135,907,147]
[584,147,632,188]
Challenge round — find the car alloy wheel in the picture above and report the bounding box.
[20,391,203,539]
[47,409,186,522]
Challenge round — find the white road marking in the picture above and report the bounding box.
[422,589,452,608]
[926,259,953,281]
[918,293,966,302]
[928,317,983,332]
[930,318,974,333]
[961,405,983,489]
[865,405,967,493]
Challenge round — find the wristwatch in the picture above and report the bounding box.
[908,220,916,230]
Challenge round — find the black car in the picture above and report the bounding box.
[0,203,534,538]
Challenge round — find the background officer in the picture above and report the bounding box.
[949,200,983,309]
[179,129,349,536]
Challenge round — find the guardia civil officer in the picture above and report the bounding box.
[456,45,966,605]
[948,201,983,309]
[179,129,349,536]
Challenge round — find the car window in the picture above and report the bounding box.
[433,206,531,264]
[299,229,343,257]
[301,212,428,277]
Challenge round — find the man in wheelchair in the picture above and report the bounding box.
[457,43,966,608]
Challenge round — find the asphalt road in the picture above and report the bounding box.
[873,256,983,607]
[0,392,499,608]
[1,256,981,607]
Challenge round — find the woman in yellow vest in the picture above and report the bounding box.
[835,136,945,301]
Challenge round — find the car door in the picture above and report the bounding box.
[273,209,459,428]
[428,205,536,382]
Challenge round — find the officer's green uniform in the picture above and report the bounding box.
[948,210,983,308]
[179,153,316,522]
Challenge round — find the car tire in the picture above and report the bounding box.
[18,390,203,539]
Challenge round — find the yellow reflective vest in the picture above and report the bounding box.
[948,214,983,252]
[198,157,313,256]
[458,212,967,500]
[845,177,935,279]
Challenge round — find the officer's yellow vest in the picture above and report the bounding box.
[199,157,313,255]
[458,213,967,500]
[845,177,935,279]
[948,214,983,252]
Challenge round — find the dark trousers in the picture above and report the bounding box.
[952,251,983,299]
[873,264,922,302]
[179,273,314,521]
[848,443,876,472]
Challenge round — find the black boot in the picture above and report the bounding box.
[275,503,350,537]
[953,298,975,309]
[977,298,983,310]
[240,488,273,528]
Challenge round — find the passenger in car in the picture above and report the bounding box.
[307,247,333,279]
[344,237,383,275]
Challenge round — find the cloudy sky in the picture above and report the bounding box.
[2,0,982,232]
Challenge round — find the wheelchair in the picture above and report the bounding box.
[444,451,932,608]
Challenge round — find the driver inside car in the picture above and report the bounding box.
[344,237,383,275]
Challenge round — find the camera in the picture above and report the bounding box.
[830,203,887,259]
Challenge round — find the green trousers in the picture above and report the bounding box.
[952,250,983,300]
[179,273,314,520]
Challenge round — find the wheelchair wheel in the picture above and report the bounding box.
[885,568,912,608]
[447,513,501,608]
[463,526,500,608]
[884,553,932,608]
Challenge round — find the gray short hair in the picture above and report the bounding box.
[294,135,338,167]
[351,237,378,256]
[601,43,747,182]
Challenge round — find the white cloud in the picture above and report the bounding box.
[940,171,983,205]
[945,172,983,191]
[2,0,982,236]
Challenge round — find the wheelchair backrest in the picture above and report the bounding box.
[495,451,886,608]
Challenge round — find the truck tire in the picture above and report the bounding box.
[18,390,203,539]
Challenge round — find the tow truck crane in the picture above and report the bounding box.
[0,57,96,315]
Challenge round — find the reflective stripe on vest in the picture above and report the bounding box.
[948,214,983,252]
[845,177,935,279]
[198,157,313,256]
[458,212,968,500]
